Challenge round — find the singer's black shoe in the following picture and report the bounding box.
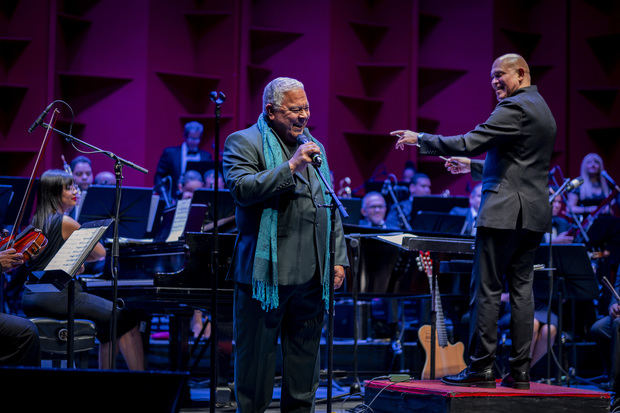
[441,367,496,388]
[500,370,530,390]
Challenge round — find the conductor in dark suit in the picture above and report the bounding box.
[153,121,212,193]
[391,54,556,389]
[223,77,348,412]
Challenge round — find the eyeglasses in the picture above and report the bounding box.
[281,105,310,115]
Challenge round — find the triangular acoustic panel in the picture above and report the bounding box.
[156,71,220,114]
[578,88,619,115]
[357,63,406,97]
[249,27,303,64]
[500,28,542,60]
[418,67,467,106]
[58,72,132,114]
[349,21,389,55]
[0,37,30,74]
[337,94,383,129]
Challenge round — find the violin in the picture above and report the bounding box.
[0,226,48,261]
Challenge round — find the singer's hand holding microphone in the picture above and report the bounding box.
[289,134,322,174]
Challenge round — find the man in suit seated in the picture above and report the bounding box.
[450,183,482,236]
[359,191,388,228]
[154,121,213,194]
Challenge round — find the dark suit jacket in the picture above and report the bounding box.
[418,86,556,232]
[222,123,348,285]
[153,145,212,191]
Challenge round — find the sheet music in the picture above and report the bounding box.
[166,198,191,242]
[146,194,160,232]
[377,233,410,248]
[45,227,105,275]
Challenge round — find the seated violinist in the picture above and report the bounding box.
[21,169,145,370]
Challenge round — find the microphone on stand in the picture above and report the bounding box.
[566,177,584,192]
[28,102,55,133]
[549,177,584,202]
[296,134,322,166]
[601,170,620,192]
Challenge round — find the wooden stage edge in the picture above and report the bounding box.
[364,379,610,413]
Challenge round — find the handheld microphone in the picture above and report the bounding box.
[296,134,322,166]
[28,102,54,133]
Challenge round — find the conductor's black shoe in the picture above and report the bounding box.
[500,370,530,390]
[441,367,496,388]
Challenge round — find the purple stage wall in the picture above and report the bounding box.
[1,0,619,196]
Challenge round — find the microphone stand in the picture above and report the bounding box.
[41,121,147,369]
[207,91,225,413]
[382,180,412,231]
[313,163,348,413]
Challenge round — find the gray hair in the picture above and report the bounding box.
[183,121,204,138]
[262,77,305,116]
[180,169,204,186]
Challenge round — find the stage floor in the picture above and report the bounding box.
[364,379,610,413]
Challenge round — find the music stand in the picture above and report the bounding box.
[411,211,466,235]
[410,195,469,216]
[185,160,217,177]
[191,188,235,223]
[78,185,153,239]
[534,243,598,383]
[0,176,38,227]
[340,197,362,226]
[0,185,13,226]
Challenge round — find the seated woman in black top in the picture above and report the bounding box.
[567,153,612,215]
[22,169,144,370]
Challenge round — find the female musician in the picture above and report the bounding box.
[21,170,144,370]
[567,153,611,215]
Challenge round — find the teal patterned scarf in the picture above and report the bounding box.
[253,114,332,311]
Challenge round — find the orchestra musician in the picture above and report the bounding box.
[21,169,145,370]
[0,249,41,367]
[567,153,613,216]
[385,172,432,230]
[391,53,556,389]
[223,77,348,412]
[359,191,388,228]
[153,121,213,194]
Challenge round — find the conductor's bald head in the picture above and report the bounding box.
[490,53,531,101]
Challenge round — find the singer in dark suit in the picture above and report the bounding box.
[223,77,348,412]
[153,121,212,193]
[391,53,556,389]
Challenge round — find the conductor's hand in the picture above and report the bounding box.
[390,130,419,150]
[445,157,471,175]
[0,249,24,271]
[289,141,321,174]
[610,303,620,319]
[334,265,345,290]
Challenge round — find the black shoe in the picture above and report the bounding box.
[500,370,530,390]
[441,367,496,388]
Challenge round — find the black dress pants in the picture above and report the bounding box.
[468,227,543,372]
[234,276,324,413]
[0,313,40,366]
[590,315,620,390]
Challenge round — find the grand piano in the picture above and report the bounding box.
[82,232,235,370]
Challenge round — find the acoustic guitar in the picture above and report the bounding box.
[416,251,467,379]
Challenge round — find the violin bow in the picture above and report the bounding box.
[4,108,61,250]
